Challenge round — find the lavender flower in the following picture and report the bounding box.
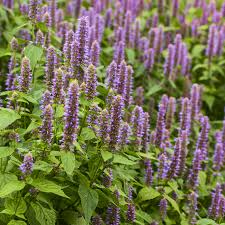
[40,90,52,111]
[131,106,144,148]
[114,41,125,65]
[164,44,175,78]
[90,40,100,67]
[145,159,153,186]
[6,56,16,91]
[10,37,19,51]
[109,95,124,149]
[153,27,164,57]
[179,97,191,134]
[133,19,140,49]
[19,57,32,93]
[119,122,131,147]
[142,112,150,152]
[63,30,74,62]
[92,215,103,225]
[178,130,188,176]
[20,152,34,175]
[165,97,176,131]
[62,80,80,150]
[117,60,128,98]
[93,14,104,43]
[213,143,223,172]
[188,149,202,190]
[157,153,168,180]
[155,95,168,148]
[126,187,136,223]
[98,109,110,142]
[172,0,179,17]
[124,65,133,106]
[74,0,82,18]
[52,68,65,104]
[222,120,225,153]
[190,84,200,121]
[36,30,44,46]
[85,64,97,100]
[174,34,182,67]
[48,0,57,27]
[206,24,217,61]
[105,8,112,27]
[45,46,56,88]
[167,137,181,179]
[106,61,118,90]
[144,48,155,72]
[28,0,40,21]
[188,192,198,225]
[70,40,80,79]
[124,11,132,46]
[209,184,222,219]
[40,104,53,144]
[159,198,168,220]
[87,104,101,132]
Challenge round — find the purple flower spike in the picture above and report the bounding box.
[117,60,128,98]
[142,112,150,152]
[70,40,80,79]
[103,168,113,188]
[74,0,82,18]
[188,149,202,190]
[133,19,140,49]
[119,122,132,147]
[40,90,52,111]
[48,0,57,27]
[153,27,164,56]
[36,30,44,46]
[45,46,56,88]
[40,104,53,144]
[124,65,133,107]
[157,153,168,180]
[92,215,103,225]
[206,24,217,61]
[63,30,74,62]
[90,40,100,67]
[167,137,181,179]
[222,120,225,153]
[164,44,175,78]
[178,130,188,176]
[126,187,136,223]
[131,106,144,148]
[28,0,40,21]
[85,64,97,100]
[196,116,210,161]
[52,68,65,104]
[105,8,112,27]
[190,84,200,121]
[114,41,125,65]
[172,0,179,17]
[188,192,198,225]
[19,57,32,93]
[165,97,176,131]
[99,109,110,143]
[10,37,19,51]
[94,14,104,43]
[62,80,80,150]
[106,61,118,91]
[145,159,153,186]
[179,97,191,135]
[213,143,223,172]
[160,198,168,220]
[6,56,17,91]
[209,184,222,219]
[20,152,34,175]
[144,48,155,72]
[124,11,132,46]
[109,95,124,150]
[174,34,182,67]
[155,95,168,148]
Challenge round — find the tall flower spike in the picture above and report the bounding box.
[85,64,97,100]
[165,97,176,131]
[131,106,144,148]
[114,41,125,65]
[206,24,217,61]
[157,153,168,180]
[178,130,188,176]
[109,95,124,150]
[40,90,52,111]
[28,0,40,21]
[196,116,210,161]
[94,14,104,43]
[98,109,110,143]
[10,37,19,52]
[188,192,198,225]
[103,168,113,188]
[19,57,32,93]
[36,30,44,46]
[106,61,118,90]
[52,68,65,104]
[74,0,82,18]
[20,152,34,175]
[62,80,80,150]
[48,0,57,27]
[45,46,56,88]
[213,143,223,172]
[133,19,140,49]
[90,40,100,67]
[209,184,222,219]
[40,104,53,144]
[160,198,168,220]
[153,27,164,57]
[172,0,179,17]
[222,120,225,153]
[92,215,103,225]
[117,60,128,98]
[190,84,200,121]
[70,40,80,79]
[174,34,182,67]
[124,65,133,106]
[124,11,132,46]
[179,97,191,135]
[155,95,168,148]
[63,30,74,62]
[145,159,153,186]
[167,137,181,179]
[126,187,136,223]
[6,56,16,91]
[188,149,202,190]
[119,122,132,147]
[164,44,175,78]
[144,48,155,72]
[142,112,150,152]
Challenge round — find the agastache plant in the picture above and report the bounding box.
[20,152,34,176]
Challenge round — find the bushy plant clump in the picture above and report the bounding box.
[0,0,225,225]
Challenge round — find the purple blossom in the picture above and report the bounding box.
[124,65,133,106]
[10,37,19,51]
[106,61,118,90]
[142,112,150,152]
[40,104,53,144]
[206,24,217,61]
[19,57,32,93]
[160,198,168,220]
[92,215,103,225]
[48,0,57,27]
[172,0,179,17]
[165,97,176,131]
[114,41,125,65]
[126,187,136,223]
[20,152,34,175]
[85,64,97,100]
[179,97,191,135]
[62,80,80,150]
[98,109,110,142]
[135,86,144,106]
[178,130,188,176]
[45,46,56,88]
[209,184,222,219]
[188,192,198,225]
[144,48,155,72]
[117,60,128,98]
[119,122,132,147]
[6,57,17,91]
[213,143,223,171]
[63,30,74,62]
[90,40,100,67]
[103,168,113,188]
[40,90,52,111]
[164,44,175,78]
[36,30,44,46]
[145,159,153,186]
[190,84,200,121]
[70,40,80,79]
[28,0,40,21]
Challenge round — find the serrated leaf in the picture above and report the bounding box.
[196,219,217,225]
[101,150,113,161]
[0,147,14,158]
[7,220,27,225]
[113,155,136,165]
[0,180,25,198]
[0,108,21,129]
[33,161,53,173]
[61,151,76,175]
[78,184,98,224]
[165,194,180,214]
[137,187,160,202]
[80,127,96,140]
[31,202,56,225]
[31,179,69,198]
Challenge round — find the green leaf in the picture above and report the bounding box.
[197,219,217,225]
[23,120,41,135]
[24,44,43,70]
[136,210,152,223]
[78,184,98,224]
[146,84,162,96]
[0,108,21,129]
[137,187,160,202]
[80,127,96,140]
[31,179,69,198]
[101,150,113,162]
[165,194,180,214]
[61,151,76,175]
[0,180,25,198]
[0,147,14,158]
[8,220,27,225]
[113,155,137,165]
[33,161,53,173]
[126,48,136,63]
[203,94,215,110]
[31,202,56,225]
